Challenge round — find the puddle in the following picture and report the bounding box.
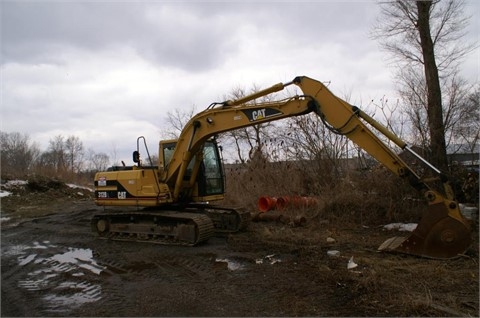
[215,254,285,271]
[18,254,37,266]
[3,241,54,257]
[32,241,51,249]
[9,241,104,313]
[50,248,104,275]
[3,244,31,257]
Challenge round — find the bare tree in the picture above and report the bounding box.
[369,95,408,144]
[395,64,430,148]
[35,135,85,178]
[65,135,84,174]
[0,131,40,177]
[46,135,67,174]
[372,0,475,171]
[450,85,480,156]
[88,150,110,172]
[163,106,197,139]
[110,142,119,166]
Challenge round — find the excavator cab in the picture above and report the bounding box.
[197,141,225,196]
[159,139,225,201]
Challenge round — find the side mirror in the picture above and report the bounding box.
[133,151,140,164]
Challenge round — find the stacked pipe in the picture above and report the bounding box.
[251,212,306,226]
[258,195,319,212]
[252,195,319,226]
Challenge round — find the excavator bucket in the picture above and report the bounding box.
[378,199,471,259]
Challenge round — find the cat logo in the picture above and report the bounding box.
[252,109,266,120]
[242,107,283,122]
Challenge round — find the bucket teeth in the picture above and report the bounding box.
[379,202,471,259]
[378,236,407,251]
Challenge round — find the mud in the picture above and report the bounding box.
[1,187,479,317]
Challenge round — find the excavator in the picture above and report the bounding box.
[93,76,471,259]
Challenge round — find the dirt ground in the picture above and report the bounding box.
[1,180,479,317]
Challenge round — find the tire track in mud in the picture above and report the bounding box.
[2,205,229,316]
[71,237,290,316]
[89,245,305,316]
[69,247,225,315]
[2,203,312,316]
[1,205,104,316]
[1,236,105,316]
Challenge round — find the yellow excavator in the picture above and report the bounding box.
[93,76,471,259]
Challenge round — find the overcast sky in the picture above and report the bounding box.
[1,1,479,164]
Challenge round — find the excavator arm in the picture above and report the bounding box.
[294,76,471,258]
[165,76,470,258]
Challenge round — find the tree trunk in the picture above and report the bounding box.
[416,1,449,171]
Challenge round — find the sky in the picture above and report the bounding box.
[1,0,479,165]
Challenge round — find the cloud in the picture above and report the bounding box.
[2,2,239,71]
[1,1,478,164]
[2,3,144,61]
[1,2,380,69]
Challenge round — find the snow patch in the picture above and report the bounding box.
[1,180,27,197]
[1,180,93,193]
[255,254,283,265]
[383,223,417,232]
[347,256,358,270]
[67,184,94,192]
[1,216,12,222]
[215,258,245,271]
[0,190,12,198]
[2,180,28,187]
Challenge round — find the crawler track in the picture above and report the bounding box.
[91,212,214,246]
[91,204,251,246]
[185,204,251,233]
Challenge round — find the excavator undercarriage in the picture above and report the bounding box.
[91,205,250,246]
